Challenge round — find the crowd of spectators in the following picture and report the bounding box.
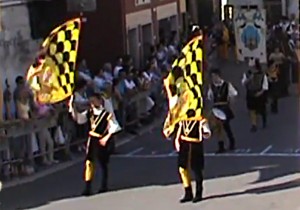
[0,31,181,180]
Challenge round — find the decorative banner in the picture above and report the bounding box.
[26,18,81,104]
[234,9,267,63]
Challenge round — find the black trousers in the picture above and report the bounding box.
[178,141,204,189]
[84,137,113,188]
[222,120,235,148]
[246,93,267,126]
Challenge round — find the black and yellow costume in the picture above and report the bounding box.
[245,69,267,131]
[267,64,279,113]
[175,119,211,203]
[210,81,236,152]
[82,107,113,196]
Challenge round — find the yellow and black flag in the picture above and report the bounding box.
[163,35,204,138]
[26,17,81,104]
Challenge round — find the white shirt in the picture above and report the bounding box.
[241,73,269,90]
[124,79,136,90]
[113,66,123,78]
[143,71,153,82]
[207,80,238,101]
[94,76,106,90]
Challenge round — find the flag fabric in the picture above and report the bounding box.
[26,18,81,104]
[163,35,204,138]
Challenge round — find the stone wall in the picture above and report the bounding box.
[0,3,41,90]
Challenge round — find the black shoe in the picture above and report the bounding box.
[229,144,236,151]
[193,183,203,203]
[180,186,193,203]
[82,181,92,196]
[215,142,226,153]
[250,125,257,132]
[82,188,92,196]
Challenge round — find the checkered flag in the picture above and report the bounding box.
[26,18,81,104]
[163,36,204,137]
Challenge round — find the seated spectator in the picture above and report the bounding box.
[78,59,93,80]
[94,68,107,92]
[116,69,126,96]
[137,70,149,90]
[124,70,138,97]
[103,63,113,84]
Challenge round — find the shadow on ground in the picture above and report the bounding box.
[0,155,300,210]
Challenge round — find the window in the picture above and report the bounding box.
[27,0,67,40]
[135,0,151,6]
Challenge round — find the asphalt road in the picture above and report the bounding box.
[1,59,300,210]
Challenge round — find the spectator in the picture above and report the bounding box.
[113,56,123,78]
[156,43,168,68]
[269,47,286,65]
[124,70,138,97]
[112,78,124,126]
[78,59,93,80]
[13,76,25,117]
[16,89,35,175]
[94,68,107,92]
[103,62,113,84]
[70,79,90,152]
[34,104,58,165]
[3,79,12,120]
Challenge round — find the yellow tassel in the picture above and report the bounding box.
[84,160,94,182]
[179,167,192,188]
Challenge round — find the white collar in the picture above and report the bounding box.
[213,79,224,86]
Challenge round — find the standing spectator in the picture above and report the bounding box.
[269,47,289,96]
[70,79,90,152]
[35,104,58,165]
[112,78,124,127]
[16,89,35,174]
[156,43,168,68]
[3,79,12,120]
[13,76,25,117]
[269,47,286,65]
[124,70,139,123]
[113,56,123,78]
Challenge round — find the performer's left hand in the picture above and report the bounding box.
[99,139,108,146]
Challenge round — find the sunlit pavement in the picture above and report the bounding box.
[1,58,300,210]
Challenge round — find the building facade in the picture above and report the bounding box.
[0,0,186,91]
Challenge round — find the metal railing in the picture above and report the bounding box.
[0,84,165,180]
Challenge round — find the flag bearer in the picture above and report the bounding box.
[175,118,211,203]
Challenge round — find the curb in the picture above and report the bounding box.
[1,119,162,190]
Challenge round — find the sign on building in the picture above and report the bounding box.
[233,8,267,63]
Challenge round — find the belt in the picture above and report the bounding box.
[180,135,202,142]
[214,101,228,106]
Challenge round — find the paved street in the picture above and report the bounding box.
[1,59,300,210]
